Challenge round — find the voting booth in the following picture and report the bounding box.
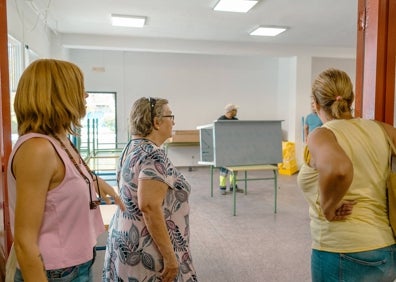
[197,120,283,215]
[197,120,283,167]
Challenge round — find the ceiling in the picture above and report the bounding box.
[21,0,359,53]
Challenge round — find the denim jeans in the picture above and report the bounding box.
[311,245,396,282]
[14,250,96,282]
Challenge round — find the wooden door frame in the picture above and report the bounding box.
[355,0,396,123]
[0,0,13,264]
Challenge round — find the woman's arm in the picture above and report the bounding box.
[138,179,178,282]
[12,138,60,282]
[307,127,354,221]
[95,176,126,211]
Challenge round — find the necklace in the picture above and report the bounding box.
[52,134,101,209]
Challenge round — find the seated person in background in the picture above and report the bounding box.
[304,99,323,143]
[217,103,243,195]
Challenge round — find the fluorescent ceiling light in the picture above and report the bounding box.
[214,0,258,13]
[250,26,287,36]
[111,14,146,27]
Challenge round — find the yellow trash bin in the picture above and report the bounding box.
[278,141,299,175]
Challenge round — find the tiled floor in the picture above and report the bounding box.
[94,166,312,282]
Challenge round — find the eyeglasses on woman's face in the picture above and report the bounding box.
[148,97,174,122]
[162,115,175,121]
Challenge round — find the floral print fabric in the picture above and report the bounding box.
[103,138,197,282]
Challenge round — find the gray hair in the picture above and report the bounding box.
[129,97,168,137]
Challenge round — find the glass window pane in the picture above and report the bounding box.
[8,36,23,145]
[80,92,117,158]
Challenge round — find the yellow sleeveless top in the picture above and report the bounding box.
[297,118,395,252]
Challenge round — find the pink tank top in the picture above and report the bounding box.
[8,133,104,269]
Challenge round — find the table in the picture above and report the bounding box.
[210,164,278,216]
[96,204,118,251]
[163,141,199,171]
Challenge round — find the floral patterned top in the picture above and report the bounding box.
[103,138,197,282]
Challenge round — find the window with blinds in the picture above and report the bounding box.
[8,36,24,144]
[8,36,23,92]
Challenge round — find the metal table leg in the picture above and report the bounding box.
[210,165,214,197]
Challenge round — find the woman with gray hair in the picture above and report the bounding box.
[297,68,396,281]
[103,97,197,282]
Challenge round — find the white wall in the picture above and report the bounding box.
[69,49,285,142]
[312,57,356,85]
[280,56,313,166]
[7,0,57,59]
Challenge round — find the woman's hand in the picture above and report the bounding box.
[161,255,179,282]
[330,200,357,221]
